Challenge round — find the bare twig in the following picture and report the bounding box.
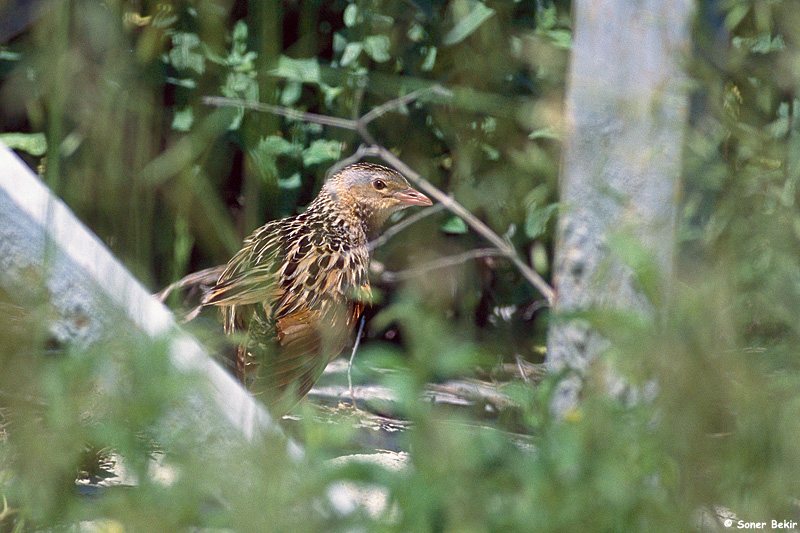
[423,379,515,411]
[360,86,451,124]
[380,248,506,283]
[203,96,358,130]
[203,86,449,145]
[515,355,531,384]
[203,88,555,303]
[522,298,549,320]
[0,495,17,521]
[351,74,368,121]
[326,145,383,178]
[357,86,451,144]
[368,202,447,252]
[472,361,546,382]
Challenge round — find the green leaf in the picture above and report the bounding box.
[732,34,786,54]
[539,28,572,50]
[270,56,321,84]
[531,241,549,274]
[481,143,500,161]
[0,132,47,156]
[171,216,195,294]
[363,35,391,63]
[231,51,257,72]
[372,15,395,31]
[333,33,347,53]
[408,22,426,42]
[525,203,558,239]
[421,46,437,71]
[61,132,81,157]
[538,3,557,30]
[249,149,277,185]
[607,231,665,307]
[302,139,341,166]
[153,7,178,28]
[529,127,562,141]
[321,84,345,107]
[724,4,749,31]
[0,49,21,61]
[223,71,254,94]
[221,70,258,122]
[171,107,194,132]
[442,2,496,46]
[168,32,205,74]
[440,216,468,234]
[259,135,295,156]
[232,20,248,42]
[280,81,302,106]
[165,76,196,89]
[341,42,363,67]
[768,112,790,138]
[250,136,296,184]
[278,172,302,189]
[343,3,358,27]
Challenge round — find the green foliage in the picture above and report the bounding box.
[440,215,469,234]
[441,2,496,46]
[0,133,47,156]
[524,184,559,239]
[3,0,800,530]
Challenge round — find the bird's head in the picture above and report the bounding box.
[324,162,432,234]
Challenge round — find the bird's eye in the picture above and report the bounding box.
[373,179,386,190]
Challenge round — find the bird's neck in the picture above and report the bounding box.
[309,188,373,244]
[354,202,393,238]
[343,199,383,241]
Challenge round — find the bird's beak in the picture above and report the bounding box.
[393,187,433,206]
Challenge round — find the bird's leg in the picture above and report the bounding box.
[348,315,367,410]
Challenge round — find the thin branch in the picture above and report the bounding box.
[356,86,451,145]
[351,74,368,121]
[522,298,549,320]
[326,145,382,178]
[203,96,358,131]
[205,86,450,147]
[515,355,531,384]
[368,202,447,252]
[0,495,17,521]
[359,86,451,127]
[379,248,506,283]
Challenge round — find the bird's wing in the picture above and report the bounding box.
[203,224,284,306]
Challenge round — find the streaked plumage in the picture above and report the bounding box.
[203,163,432,414]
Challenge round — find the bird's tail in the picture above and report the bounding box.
[156,265,226,322]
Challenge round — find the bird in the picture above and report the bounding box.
[201,162,432,415]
